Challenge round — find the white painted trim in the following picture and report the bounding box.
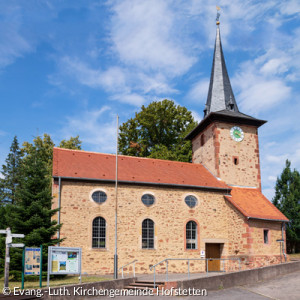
[227,184,257,189]
[141,191,156,206]
[89,188,108,205]
[183,193,199,208]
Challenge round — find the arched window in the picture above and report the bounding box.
[186,221,197,249]
[92,217,106,248]
[142,219,154,249]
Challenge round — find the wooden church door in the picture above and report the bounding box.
[206,243,221,271]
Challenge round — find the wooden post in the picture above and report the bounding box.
[21,247,25,289]
[39,245,43,288]
[0,228,25,289]
[4,238,10,288]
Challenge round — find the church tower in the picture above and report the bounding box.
[186,16,266,190]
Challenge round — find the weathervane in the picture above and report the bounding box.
[216,6,221,25]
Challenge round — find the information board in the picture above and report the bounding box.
[25,247,41,275]
[48,246,81,275]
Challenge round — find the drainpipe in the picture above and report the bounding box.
[282,222,287,262]
[57,177,61,246]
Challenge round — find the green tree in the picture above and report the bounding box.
[273,160,300,253]
[0,206,7,274]
[119,99,197,162]
[0,133,81,276]
[22,134,82,179]
[22,134,54,176]
[59,135,82,150]
[7,145,62,274]
[0,136,23,205]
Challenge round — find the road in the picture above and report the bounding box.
[94,270,300,300]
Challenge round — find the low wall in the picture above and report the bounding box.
[175,260,300,291]
[41,277,135,299]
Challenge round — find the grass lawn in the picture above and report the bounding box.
[0,275,111,291]
[289,253,300,260]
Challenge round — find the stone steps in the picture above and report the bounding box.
[124,280,165,293]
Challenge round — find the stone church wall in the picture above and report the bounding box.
[217,122,261,189]
[52,180,284,275]
[192,123,217,177]
[192,122,261,189]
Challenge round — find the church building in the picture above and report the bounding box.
[52,21,288,275]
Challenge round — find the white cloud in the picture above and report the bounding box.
[266,154,288,163]
[261,140,300,203]
[279,0,300,15]
[137,73,178,95]
[238,79,291,114]
[186,80,209,103]
[191,110,202,123]
[61,106,117,153]
[111,93,145,106]
[51,55,179,106]
[0,4,32,68]
[260,58,289,76]
[51,57,147,106]
[232,56,292,115]
[58,57,127,92]
[268,176,277,182]
[109,0,196,76]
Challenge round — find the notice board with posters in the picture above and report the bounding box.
[25,247,41,275]
[48,246,82,275]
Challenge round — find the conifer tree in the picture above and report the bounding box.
[0,136,23,205]
[0,206,7,274]
[6,145,62,274]
[273,160,300,253]
[10,145,61,246]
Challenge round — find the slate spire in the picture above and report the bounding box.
[204,22,239,117]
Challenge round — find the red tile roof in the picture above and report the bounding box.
[52,148,228,190]
[225,187,289,222]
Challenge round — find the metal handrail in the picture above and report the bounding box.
[149,257,241,288]
[118,259,138,278]
[149,258,167,270]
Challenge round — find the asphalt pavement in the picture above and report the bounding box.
[94,270,300,300]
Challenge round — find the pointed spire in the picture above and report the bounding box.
[204,15,239,117]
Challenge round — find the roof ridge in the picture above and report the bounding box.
[53,147,209,168]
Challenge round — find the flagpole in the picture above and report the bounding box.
[114,115,119,279]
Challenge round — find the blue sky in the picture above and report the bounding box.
[0,0,299,200]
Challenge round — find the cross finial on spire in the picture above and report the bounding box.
[216,6,221,25]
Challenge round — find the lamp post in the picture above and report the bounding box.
[114,115,119,279]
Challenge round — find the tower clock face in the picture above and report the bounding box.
[230,126,244,142]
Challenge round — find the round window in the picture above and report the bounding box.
[185,195,197,208]
[141,194,155,207]
[92,191,107,204]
